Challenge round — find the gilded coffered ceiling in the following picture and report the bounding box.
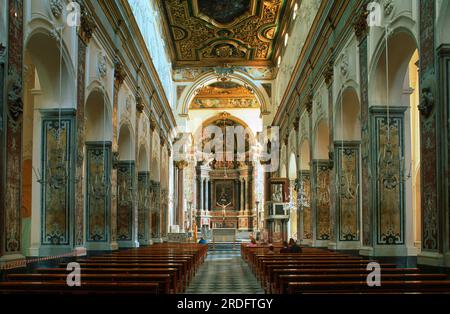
[159,0,287,67]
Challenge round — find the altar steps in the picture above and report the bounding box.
[208,242,242,252]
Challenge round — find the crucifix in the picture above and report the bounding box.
[217,201,231,220]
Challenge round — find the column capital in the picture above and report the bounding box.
[114,55,126,86]
[78,2,97,43]
[353,8,369,42]
[323,59,334,88]
[305,93,313,116]
[135,87,144,114]
[175,160,188,170]
[0,43,6,63]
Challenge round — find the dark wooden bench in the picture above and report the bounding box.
[0,281,159,295]
[287,280,450,294]
[269,267,420,293]
[278,273,448,293]
[7,273,171,294]
[36,267,180,292]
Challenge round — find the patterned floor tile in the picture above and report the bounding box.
[185,250,264,294]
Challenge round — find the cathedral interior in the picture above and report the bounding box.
[1,0,450,303]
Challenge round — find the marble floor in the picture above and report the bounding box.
[185,251,264,294]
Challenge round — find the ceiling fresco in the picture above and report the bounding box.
[190,82,259,109]
[160,0,287,67]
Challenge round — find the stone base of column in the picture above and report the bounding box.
[74,246,87,257]
[139,239,153,246]
[0,254,26,268]
[372,245,418,257]
[417,251,445,267]
[445,253,450,267]
[327,242,337,250]
[36,245,73,257]
[359,246,374,256]
[313,240,329,248]
[117,240,140,248]
[152,238,164,243]
[335,241,360,250]
[302,239,313,246]
[85,242,118,251]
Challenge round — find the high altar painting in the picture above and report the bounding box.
[214,180,234,209]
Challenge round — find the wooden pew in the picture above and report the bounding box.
[277,273,448,294]
[0,281,159,295]
[7,273,171,294]
[36,267,180,293]
[287,280,450,294]
[269,267,420,293]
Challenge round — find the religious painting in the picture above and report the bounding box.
[314,161,331,240]
[41,114,74,246]
[336,143,360,241]
[214,180,234,209]
[269,178,288,202]
[86,142,111,242]
[372,108,405,245]
[117,161,134,241]
[198,0,251,25]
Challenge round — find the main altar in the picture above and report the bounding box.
[195,159,255,241]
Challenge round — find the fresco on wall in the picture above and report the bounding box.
[86,143,110,242]
[373,111,405,245]
[314,162,330,240]
[299,171,312,240]
[138,172,150,241]
[336,144,360,241]
[41,117,73,245]
[117,161,134,241]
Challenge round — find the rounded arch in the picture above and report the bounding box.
[180,70,270,115]
[288,152,297,180]
[192,112,257,157]
[137,144,149,172]
[24,29,75,109]
[86,80,113,111]
[335,86,361,141]
[299,139,310,170]
[118,122,135,161]
[314,119,329,159]
[369,29,418,107]
[194,112,256,140]
[85,89,112,142]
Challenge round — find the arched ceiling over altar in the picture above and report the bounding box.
[158,0,289,67]
[190,82,259,110]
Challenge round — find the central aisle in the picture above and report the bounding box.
[185,250,264,294]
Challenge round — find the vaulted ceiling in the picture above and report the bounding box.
[159,0,287,68]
